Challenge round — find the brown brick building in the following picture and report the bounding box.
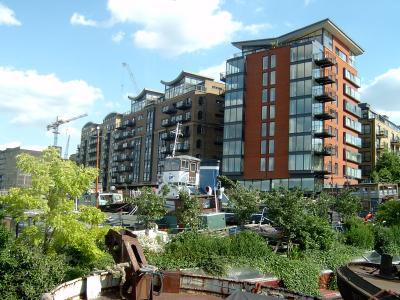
[222,19,363,192]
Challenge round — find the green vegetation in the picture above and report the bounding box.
[176,191,201,230]
[131,186,168,232]
[0,149,114,298]
[343,217,374,250]
[371,151,400,184]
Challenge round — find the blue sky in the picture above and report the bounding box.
[1,0,400,155]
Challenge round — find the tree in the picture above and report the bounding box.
[263,188,335,250]
[133,186,167,232]
[0,148,110,264]
[333,189,361,221]
[226,182,261,226]
[373,200,400,277]
[371,151,400,184]
[177,191,201,230]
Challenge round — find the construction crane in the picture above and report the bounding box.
[47,113,88,147]
[64,134,70,159]
[122,62,140,96]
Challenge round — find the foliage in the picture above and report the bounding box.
[312,192,335,220]
[375,200,400,227]
[371,151,400,184]
[333,189,361,220]
[133,186,167,230]
[0,226,66,300]
[217,175,237,190]
[176,191,201,230]
[0,148,111,268]
[343,217,374,250]
[374,225,400,257]
[262,188,335,250]
[227,182,261,225]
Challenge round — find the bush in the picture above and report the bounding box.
[343,217,374,250]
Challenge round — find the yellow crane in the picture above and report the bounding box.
[122,62,140,96]
[47,114,88,147]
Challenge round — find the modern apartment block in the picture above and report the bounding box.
[359,103,400,180]
[77,71,225,192]
[222,19,363,192]
[0,147,42,190]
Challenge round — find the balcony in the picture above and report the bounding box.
[161,131,176,141]
[176,98,192,110]
[161,119,171,127]
[391,138,400,146]
[314,108,336,120]
[176,143,190,152]
[313,52,336,67]
[376,130,388,138]
[313,127,335,138]
[161,105,177,115]
[220,72,226,82]
[313,69,336,85]
[313,145,334,156]
[377,143,388,152]
[314,167,332,176]
[312,86,337,103]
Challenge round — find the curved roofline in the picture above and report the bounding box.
[103,112,121,121]
[128,88,164,102]
[160,71,214,86]
[232,18,364,56]
[82,122,95,129]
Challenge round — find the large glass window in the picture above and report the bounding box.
[269,122,275,136]
[224,123,242,139]
[262,72,268,86]
[270,71,276,85]
[226,57,244,75]
[270,88,276,102]
[269,140,274,154]
[262,106,267,120]
[261,123,267,137]
[260,158,266,171]
[270,55,276,68]
[268,157,274,171]
[261,140,267,155]
[270,105,275,119]
[262,89,268,103]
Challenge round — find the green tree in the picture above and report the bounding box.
[333,189,361,220]
[226,182,261,226]
[134,186,167,232]
[371,151,400,184]
[177,191,201,230]
[263,188,334,250]
[0,148,110,264]
[375,200,400,227]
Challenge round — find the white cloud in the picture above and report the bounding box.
[0,3,21,26]
[198,61,226,82]
[70,12,98,27]
[360,67,400,124]
[0,66,103,126]
[106,0,265,55]
[243,23,272,35]
[112,31,125,43]
[0,141,46,151]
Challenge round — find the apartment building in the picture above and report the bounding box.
[77,72,225,191]
[359,103,400,180]
[156,71,225,175]
[0,147,42,190]
[222,19,363,192]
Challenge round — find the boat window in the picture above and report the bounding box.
[190,162,197,172]
[164,159,180,171]
[181,160,189,170]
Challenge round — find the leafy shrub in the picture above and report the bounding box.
[374,225,400,256]
[343,217,374,250]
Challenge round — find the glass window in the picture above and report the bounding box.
[304,43,313,59]
[290,65,296,80]
[260,158,266,171]
[289,155,295,170]
[297,63,304,78]
[296,98,304,114]
[262,72,268,86]
[289,136,295,151]
[270,71,276,85]
[261,123,267,137]
[269,140,274,154]
[290,100,296,115]
[289,118,296,133]
[262,106,267,120]
[270,88,276,102]
[296,154,303,170]
[304,62,312,77]
[270,105,275,119]
[262,56,268,70]
[270,55,276,68]
[261,140,267,155]
[268,157,274,171]
[269,122,275,136]
[297,45,305,61]
[290,47,297,62]
[262,88,268,103]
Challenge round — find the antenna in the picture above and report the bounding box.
[171,122,182,158]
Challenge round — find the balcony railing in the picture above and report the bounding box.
[313,69,337,85]
[376,130,388,138]
[313,127,335,138]
[313,52,336,67]
[220,72,226,82]
[313,145,334,156]
[312,86,337,103]
[176,98,192,110]
[314,108,337,120]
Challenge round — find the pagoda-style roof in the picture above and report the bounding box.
[103,112,121,122]
[160,71,214,86]
[232,18,364,56]
[127,88,164,102]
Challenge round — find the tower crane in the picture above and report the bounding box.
[64,134,70,159]
[47,113,88,147]
[122,62,140,96]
